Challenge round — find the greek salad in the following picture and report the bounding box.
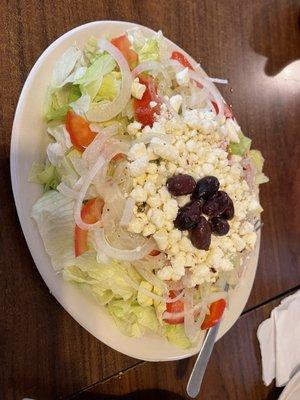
[30,28,268,348]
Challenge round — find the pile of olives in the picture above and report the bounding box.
[166,174,234,250]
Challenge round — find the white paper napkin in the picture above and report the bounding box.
[257,290,300,387]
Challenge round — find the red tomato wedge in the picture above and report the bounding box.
[133,75,160,128]
[111,35,138,70]
[201,299,226,330]
[171,51,195,71]
[74,198,104,257]
[211,101,234,119]
[66,110,96,152]
[163,291,184,325]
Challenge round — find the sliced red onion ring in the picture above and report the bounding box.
[86,39,132,122]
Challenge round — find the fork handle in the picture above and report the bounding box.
[186,321,221,398]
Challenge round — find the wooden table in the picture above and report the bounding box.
[1,1,299,399]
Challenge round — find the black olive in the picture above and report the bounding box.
[202,191,230,217]
[210,217,230,236]
[167,174,196,196]
[190,216,211,250]
[174,200,203,231]
[221,198,234,220]
[192,176,220,200]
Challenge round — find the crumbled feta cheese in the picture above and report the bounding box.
[129,155,149,177]
[153,229,168,250]
[131,77,146,100]
[231,233,246,252]
[147,194,162,208]
[244,232,257,249]
[150,137,179,162]
[127,121,142,136]
[171,252,186,276]
[169,94,183,113]
[128,143,147,161]
[130,185,147,202]
[144,181,156,195]
[150,209,165,228]
[142,223,156,237]
[176,67,189,86]
[150,101,157,108]
[163,199,178,220]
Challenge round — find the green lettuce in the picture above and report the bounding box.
[75,53,116,86]
[44,85,81,122]
[29,162,60,191]
[31,190,75,270]
[83,36,101,64]
[249,149,269,185]
[108,299,159,337]
[229,131,252,156]
[94,72,121,102]
[138,38,160,62]
[164,324,191,349]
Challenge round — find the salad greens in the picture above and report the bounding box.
[30,27,268,349]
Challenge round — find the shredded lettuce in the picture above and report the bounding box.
[51,45,82,88]
[249,150,269,185]
[29,162,60,191]
[75,53,116,86]
[164,324,191,349]
[44,85,81,122]
[31,191,75,270]
[94,72,121,102]
[138,38,160,62]
[83,36,101,64]
[108,299,159,337]
[229,131,252,156]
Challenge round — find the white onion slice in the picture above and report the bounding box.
[166,59,224,118]
[137,267,168,292]
[132,60,171,87]
[83,124,119,166]
[188,70,224,118]
[57,182,79,199]
[74,143,128,231]
[94,228,156,261]
[184,289,198,340]
[167,290,184,304]
[86,39,132,122]
[119,197,135,227]
[209,77,228,85]
[163,310,185,320]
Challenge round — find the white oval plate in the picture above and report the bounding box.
[11,21,260,361]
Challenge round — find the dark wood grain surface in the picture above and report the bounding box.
[1,1,299,399]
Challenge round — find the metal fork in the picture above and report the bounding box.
[186,284,229,398]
